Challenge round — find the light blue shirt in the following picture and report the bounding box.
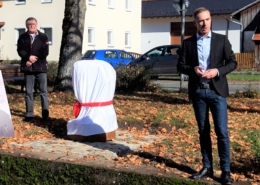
[196,31,219,82]
[197,31,211,73]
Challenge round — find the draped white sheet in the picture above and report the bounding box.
[67,60,118,136]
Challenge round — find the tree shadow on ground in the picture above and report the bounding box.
[130,151,226,184]
[228,105,260,114]
[115,91,190,105]
[133,151,197,175]
[19,115,133,157]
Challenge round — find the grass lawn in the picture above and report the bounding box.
[2,85,260,184]
[159,72,260,81]
[227,73,260,81]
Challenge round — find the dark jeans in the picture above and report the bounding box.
[192,88,230,172]
[24,72,49,119]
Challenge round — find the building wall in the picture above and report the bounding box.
[0,0,141,61]
[141,15,241,54]
[141,17,179,54]
[240,2,260,53]
[212,16,241,53]
[83,0,141,55]
[0,0,64,61]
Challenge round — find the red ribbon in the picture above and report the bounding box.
[73,100,113,118]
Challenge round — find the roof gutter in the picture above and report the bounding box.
[230,15,243,31]
[230,0,260,30]
[231,0,260,18]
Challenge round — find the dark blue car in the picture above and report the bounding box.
[129,45,181,78]
[81,49,136,68]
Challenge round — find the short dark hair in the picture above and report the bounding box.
[193,7,210,18]
[25,17,37,25]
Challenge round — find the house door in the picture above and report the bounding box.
[171,22,197,44]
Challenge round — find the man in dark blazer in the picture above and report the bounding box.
[177,7,237,185]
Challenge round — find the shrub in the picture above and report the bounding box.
[9,59,20,64]
[233,84,259,98]
[1,59,20,64]
[115,64,154,92]
[47,61,58,86]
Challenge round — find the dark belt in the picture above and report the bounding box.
[197,82,212,89]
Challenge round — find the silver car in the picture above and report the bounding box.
[129,45,181,78]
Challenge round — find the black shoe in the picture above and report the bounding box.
[40,117,49,123]
[190,167,214,180]
[221,171,233,185]
[23,117,34,122]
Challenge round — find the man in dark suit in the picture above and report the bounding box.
[177,7,237,185]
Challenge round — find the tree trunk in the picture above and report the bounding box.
[53,0,86,92]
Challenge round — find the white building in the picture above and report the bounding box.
[0,0,141,61]
[141,16,241,54]
[140,0,257,54]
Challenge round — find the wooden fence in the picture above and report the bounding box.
[130,52,142,59]
[235,53,255,70]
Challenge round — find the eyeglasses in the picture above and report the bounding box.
[27,23,36,26]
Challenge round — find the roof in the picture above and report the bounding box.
[231,0,260,20]
[142,0,258,18]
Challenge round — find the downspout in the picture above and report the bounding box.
[230,15,244,52]
[224,16,229,38]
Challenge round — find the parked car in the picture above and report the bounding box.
[81,49,136,68]
[129,45,181,78]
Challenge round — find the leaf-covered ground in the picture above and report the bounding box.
[1,86,260,184]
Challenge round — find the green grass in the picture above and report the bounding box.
[169,117,186,128]
[25,128,42,137]
[124,116,140,123]
[159,74,260,81]
[227,74,260,81]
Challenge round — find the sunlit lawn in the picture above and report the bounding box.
[2,82,260,183]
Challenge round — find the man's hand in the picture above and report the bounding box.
[194,66,205,77]
[29,55,38,63]
[194,66,218,79]
[26,61,32,66]
[201,68,218,79]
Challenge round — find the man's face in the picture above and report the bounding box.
[194,10,211,37]
[26,20,37,34]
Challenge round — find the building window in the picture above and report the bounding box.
[125,0,131,11]
[15,0,26,5]
[107,29,114,47]
[108,0,114,9]
[88,27,95,45]
[40,26,53,45]
[15,27,26,44]
[88,0,95,5]
[41,0,52,3]
[125,31,131,47]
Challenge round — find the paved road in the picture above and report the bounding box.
[152,79,260,94]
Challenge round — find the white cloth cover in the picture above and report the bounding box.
[67,60,118,136]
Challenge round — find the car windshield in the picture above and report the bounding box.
[147,47,164,58]
[82,50,96,58]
